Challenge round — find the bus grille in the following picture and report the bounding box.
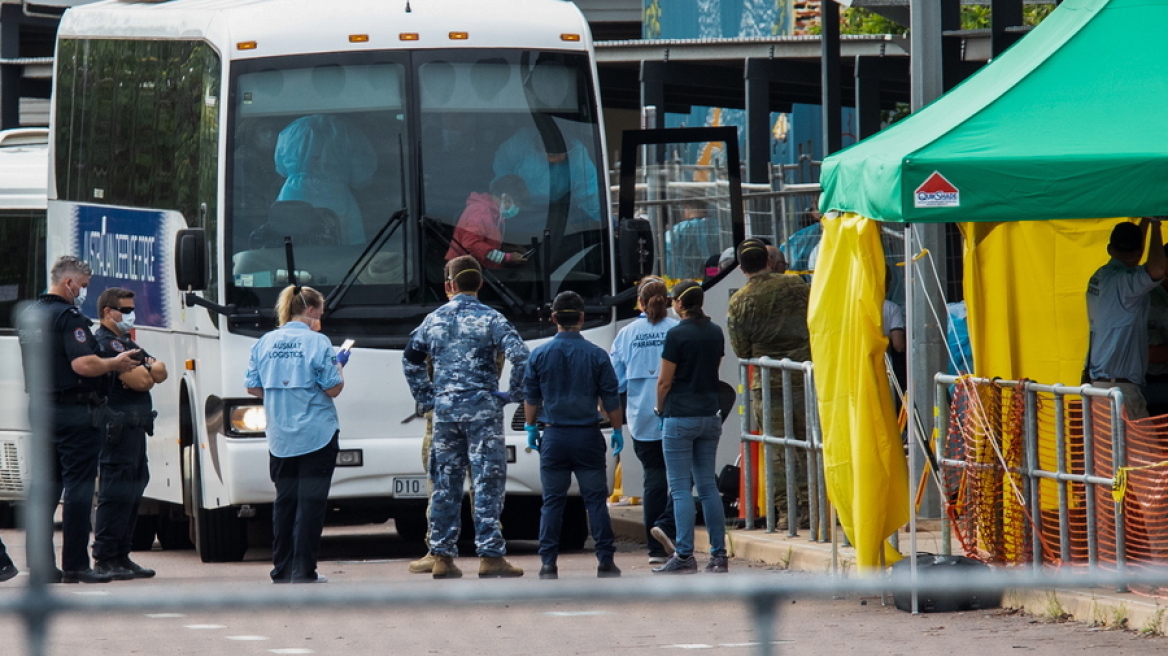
[0,441,25,494]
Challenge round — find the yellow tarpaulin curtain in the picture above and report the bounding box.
[809,213,908,570]
[961,218,1119,387]
[961,218,1125,536]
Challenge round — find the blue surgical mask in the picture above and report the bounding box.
[116,311,136,333]
[72,283,87,308]
[501,203,520,220]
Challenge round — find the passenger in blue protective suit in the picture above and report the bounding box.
[246,285,345,584]
[610,277,678,563]
[275,114,377,245]
[402,255,530,579]
[492,125,600,223]
[524,291,624,580]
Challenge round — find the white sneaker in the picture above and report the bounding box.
[650,526,675,557]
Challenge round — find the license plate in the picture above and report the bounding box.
[392,476,428,498]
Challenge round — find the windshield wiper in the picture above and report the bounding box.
[421,216,527,316]
[323,207,408,319]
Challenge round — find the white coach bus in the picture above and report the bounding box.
[47,0,641,561]
[0,128,49,528]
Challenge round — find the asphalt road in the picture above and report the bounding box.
[0,522,1165,655]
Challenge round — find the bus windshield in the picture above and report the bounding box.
[226,49,608,342]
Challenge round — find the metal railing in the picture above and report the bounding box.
[933,374,1133,590]
[736,357,830,546]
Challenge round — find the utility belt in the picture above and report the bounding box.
[50,389,104,406]
[100,405,158,445]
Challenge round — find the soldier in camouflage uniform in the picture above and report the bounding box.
[402,255,529,579]
[726,239,811,529]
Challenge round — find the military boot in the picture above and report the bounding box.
[478,556,524,578]
[431,555,462,579]
[409,552,435,574]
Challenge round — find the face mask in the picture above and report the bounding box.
[71,283,87,307]
[500,202,520,220]
[116,311,136,333]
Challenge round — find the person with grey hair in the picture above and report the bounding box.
[18,255,143,584]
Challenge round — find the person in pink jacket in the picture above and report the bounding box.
[445,175,530,269]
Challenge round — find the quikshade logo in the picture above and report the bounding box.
[914,172,959,208]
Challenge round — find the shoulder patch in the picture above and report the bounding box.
[109,340,125,353]
[73,327,88,343]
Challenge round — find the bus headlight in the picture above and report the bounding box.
[226,403,267,437]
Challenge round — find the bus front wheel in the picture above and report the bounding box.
[183,444,248,563]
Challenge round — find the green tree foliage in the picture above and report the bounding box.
[838,4,1058,36]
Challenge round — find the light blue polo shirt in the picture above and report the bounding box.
[245,321,343,457]
[610,314,678,441]
[1087,258,1161,385]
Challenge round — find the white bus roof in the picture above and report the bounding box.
[0,129,48,211]
[58,0,594,57]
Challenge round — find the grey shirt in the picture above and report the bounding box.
[1087,258,1160,385]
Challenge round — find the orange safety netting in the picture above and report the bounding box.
[944,380,1168,594]
[942,378,1035,565]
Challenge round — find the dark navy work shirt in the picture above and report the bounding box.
[523,331,620,426]
[661,317,724,417]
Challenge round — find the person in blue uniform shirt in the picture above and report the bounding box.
[245,285,346,584]
[17,255,142,584]
[523,291,624,579]
[610,277,678,564]
[91,288,167,580]
[402,255,529,579]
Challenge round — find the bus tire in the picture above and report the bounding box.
[130,514,159,551]
[183,444,248,563]
[156,505,194,550]
[393,511,428,544]
[0,502,19,529]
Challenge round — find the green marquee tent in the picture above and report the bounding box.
[819,0,1168,223]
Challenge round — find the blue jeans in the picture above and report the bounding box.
[662,415,726,558]
[538,426,615,564]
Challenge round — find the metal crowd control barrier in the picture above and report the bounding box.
[736,357,829,546]
[933,374,1129,591]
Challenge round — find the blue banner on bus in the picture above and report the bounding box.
[74,205,168,328]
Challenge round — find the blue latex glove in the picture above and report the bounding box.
[491,391,511,404]
[336,349,351,367]
[525,424,541,451]
[610,427,624,456]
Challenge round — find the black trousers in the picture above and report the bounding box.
[269,432,339,582]
[93,426,150,561]
[28,402,103,572]
[633,438,676,554]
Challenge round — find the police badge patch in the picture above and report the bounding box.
[73,328,87,343]
[110,340,125,352]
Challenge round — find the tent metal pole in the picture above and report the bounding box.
[905,224,919,614]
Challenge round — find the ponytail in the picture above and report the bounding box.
[638,278,669,324]
[670,280,707,322]
[275,285,323,326]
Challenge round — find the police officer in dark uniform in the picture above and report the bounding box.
[91,287,166,580]
[17,256,142,583]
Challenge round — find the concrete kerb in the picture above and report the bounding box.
[608,504,1168,634]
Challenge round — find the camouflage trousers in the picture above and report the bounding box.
[428,418,508,558]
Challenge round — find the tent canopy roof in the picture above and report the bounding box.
[819,0,1168,224]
